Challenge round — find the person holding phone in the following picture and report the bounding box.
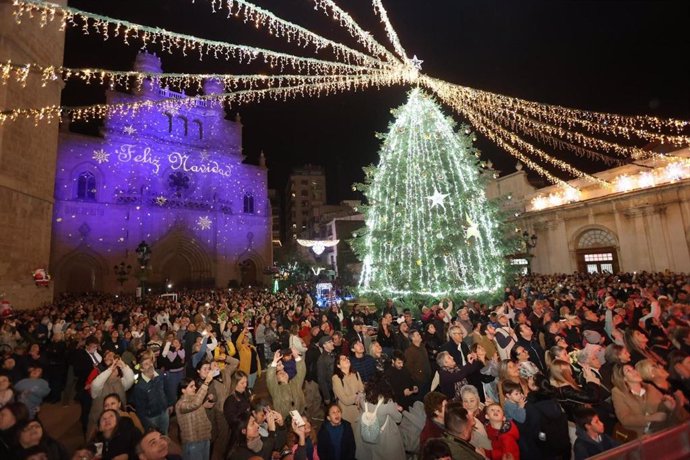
[176,373,215,460]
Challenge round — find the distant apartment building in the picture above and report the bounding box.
[285,165,327,241]
[268,189,282,247]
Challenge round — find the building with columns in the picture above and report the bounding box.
[50,53,272,293]
[487,145,690,275]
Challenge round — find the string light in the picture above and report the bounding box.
[1,73,403,125]
[13,0,388,75]
[201,0,399,69]
[371,0,408,63]
[425,77,608,188]
[0,59,401,94]
[310,0,403,65]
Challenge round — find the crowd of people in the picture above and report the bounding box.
[0,271,689,460]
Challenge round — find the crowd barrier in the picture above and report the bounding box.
[590,421,690,460]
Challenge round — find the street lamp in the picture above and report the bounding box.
[521,230,538,274]
[135,241,152,297]
[113,262,132,288]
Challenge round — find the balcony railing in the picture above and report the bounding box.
[590,421,690,460]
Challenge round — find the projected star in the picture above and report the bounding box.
[154,196,167,206]
[200,150,210,161]
[427,190,449,209]
[92,149,109,164]
[123,125,137,135]
[197,215,212,230]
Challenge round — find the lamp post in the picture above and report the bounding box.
[135,241,152,297]
[521,230,538,274]
[113,262,132,289]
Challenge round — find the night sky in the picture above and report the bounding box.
[63,0,690,203]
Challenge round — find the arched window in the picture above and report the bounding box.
[164,112,173,133]
[576,228,619,273]
[192,120,203,139]
[77,171,96,200]
[177,116,188,136]
[243,193,255,214]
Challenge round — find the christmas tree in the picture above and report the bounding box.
[354,89,509,298]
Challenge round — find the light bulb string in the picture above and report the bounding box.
[13,0,392,74]
[310,0,404,65]
[0,73,403,124]
[199,0,399,68]
[0,59,396,91]
[371,0,408,63]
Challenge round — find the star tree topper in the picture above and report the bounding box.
[427,190,449,209]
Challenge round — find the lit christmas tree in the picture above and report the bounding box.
[355,89,509,298]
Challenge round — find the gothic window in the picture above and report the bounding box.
[192,120,203,139]
[243,193,255,214]
[177,116,188,136]
[77,171,96,200]
[164,112,173,132]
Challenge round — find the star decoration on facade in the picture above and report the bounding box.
[427,190,449,209]
[410,55,424,70]
[465,215,481,240]
[197,215,212,230]
[200,150,210,162]
[92,149,110,164]
[123,125,137,135]
[154,196,167,206]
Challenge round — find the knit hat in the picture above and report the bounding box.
[583,330,602,344]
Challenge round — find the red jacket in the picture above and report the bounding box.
[485,421,520,460]
[420,418,445,449]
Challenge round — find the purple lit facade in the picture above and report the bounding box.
[51,53,272,293]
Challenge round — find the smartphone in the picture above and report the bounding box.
[290,410,305,427]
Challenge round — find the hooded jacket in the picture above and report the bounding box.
[573,425,618,460]
[485,420,520,460]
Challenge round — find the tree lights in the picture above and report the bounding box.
[354,89,509,297]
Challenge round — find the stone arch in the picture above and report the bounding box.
[571,225,620,273]
[151,227,214,287]
[53,249,108,293]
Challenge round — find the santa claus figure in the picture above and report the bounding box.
[33,268,51,287]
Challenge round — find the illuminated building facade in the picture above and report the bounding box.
[50,53,271,293]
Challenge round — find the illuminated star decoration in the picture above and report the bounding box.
[427,190,449,209]
[154,196,167,206]
[200,150,210,161]
[410,55,424,70]
[465,215,481,240]
[123,125,137,135]
[92,149,109,164]
[197,215,212,230]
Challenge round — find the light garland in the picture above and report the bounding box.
[0,73,403,125]
[425,77,609,188]
[0,59,400,94]
[371,0,408,63]
[12,0,385,75]
[201,0,399,69]
[311,0,403,65]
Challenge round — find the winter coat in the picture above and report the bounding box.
[357,400,405,460]
[486,421,520,460]
[236,330,262,377]
[332,372,364,425]
[317,420,356,460]
[404,344,431,386]
[266,358,306,418]
[132,373,168,418]
[573,425,618,460]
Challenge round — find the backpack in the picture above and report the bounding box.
[360,398,386,443]
[535,400,570,454]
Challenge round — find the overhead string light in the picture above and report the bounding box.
[0,59,401,94]
[199,0,400,69]
[424,77,611,188]
[0,73,403,125]
[371,0,408,63]
[12,0,388,75]
[310,0,404,65]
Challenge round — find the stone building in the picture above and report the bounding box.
[0,0,66,308]
[488,145,690,275]
[50,53,272,293]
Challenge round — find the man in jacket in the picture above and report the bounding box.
[404,330,432,394]
[266,348,306,418]
[132,351,171,434]
[573,408,619,460]
[516,323,546,373]
[316,336,336,405]
[443,402,485,459]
